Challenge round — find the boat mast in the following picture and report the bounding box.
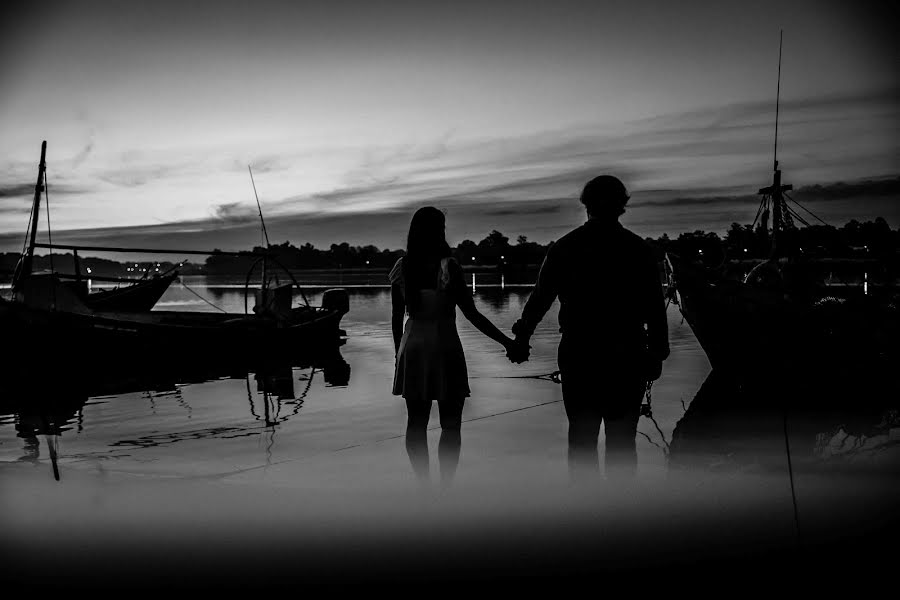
[757,31,792,257]
[248,165,270,306]
[11,141,47,293]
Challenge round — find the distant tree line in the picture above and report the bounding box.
[202,230,551,275]
[645,217,899,263]
[1,218,896,282]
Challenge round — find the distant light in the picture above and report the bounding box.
[471,256,476,261]
[500,255,505,260]
[86,267,92,274]
[134,263,138,267]
[155,268,160,272]
[743,248,748,253]
[698,249,704,255]
[365,260,370,265]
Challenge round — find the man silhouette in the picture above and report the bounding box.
[511,175,669,479]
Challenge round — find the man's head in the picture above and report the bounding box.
[580,175,629,220]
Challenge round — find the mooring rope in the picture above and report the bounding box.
[180,279,228,313]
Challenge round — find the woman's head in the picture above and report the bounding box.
[402,207,451,313]
[406,206,449,258]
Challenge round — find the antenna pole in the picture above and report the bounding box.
[774,29,783,171]
[248,166,270,248]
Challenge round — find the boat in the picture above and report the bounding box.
[665,38,899,381]
[8,141,177,312]
[2,141,350,363]
[665,163,899,380]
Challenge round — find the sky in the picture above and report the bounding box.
[1,0,898,256]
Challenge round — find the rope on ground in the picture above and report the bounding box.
[640,382,672,454]
[180,279,228,313]
[470,371,561,382]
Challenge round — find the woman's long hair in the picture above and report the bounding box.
[402,207,452,312]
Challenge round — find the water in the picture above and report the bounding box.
[1,283,897,587]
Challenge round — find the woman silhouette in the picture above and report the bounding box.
[390,207,520,487]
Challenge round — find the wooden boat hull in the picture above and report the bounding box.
[666,253,899,381]
[83,273,177,312]
[0,289,349,367]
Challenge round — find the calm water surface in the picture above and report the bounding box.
[1,281,897,586]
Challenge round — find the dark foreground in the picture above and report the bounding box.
[1,289,897,591]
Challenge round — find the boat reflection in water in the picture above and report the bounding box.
[0,340,350,482]
[669,368,898,558]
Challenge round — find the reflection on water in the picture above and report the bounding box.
[1,285,897,585]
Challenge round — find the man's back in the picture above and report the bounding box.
[517,219,668,360]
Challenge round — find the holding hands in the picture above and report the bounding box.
[504,336,531,364]
[505,318,531,364]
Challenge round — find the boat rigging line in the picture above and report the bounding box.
[179,280,228,313]
[44,166,57,309]
[784,191,830,227]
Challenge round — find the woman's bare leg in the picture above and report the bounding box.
[405,396,431,482]
[438,397,464,488]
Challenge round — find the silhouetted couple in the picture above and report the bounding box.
[390,176,669,487]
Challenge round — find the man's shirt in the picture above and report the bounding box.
[515,219,670,361]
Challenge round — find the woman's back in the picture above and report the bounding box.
[391,255,470,403]
[390,256,459,321]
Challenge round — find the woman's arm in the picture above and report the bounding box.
[460,302,515,349]
[450,261,514,350]
[391,283,405,355]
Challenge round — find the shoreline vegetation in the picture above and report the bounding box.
[1,218,897,285]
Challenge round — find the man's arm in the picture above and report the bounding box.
[512,244,559,343]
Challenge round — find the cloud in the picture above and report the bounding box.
[0,182,90,198]
[482,203,563,217]
[792,176,900,201]
[212,202,261,224]
[2,86,897,252]
[98,164,183,188]
[634,177,900,211]
[0,184,35,198]
[70,140,94,168]
[1,168,896,257]
[264,85,898,223]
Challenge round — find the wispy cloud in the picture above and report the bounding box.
[69,139,94,168]
[252,86,898,222]
[0,182,89,198]
[0,184,37,198]
[1,86,896,251]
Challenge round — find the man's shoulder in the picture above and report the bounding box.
[549,224,589,253]
[618,227,657,262]
[620,226,650,247]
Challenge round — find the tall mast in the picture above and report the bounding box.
[773,30,782,172]
[12,141,47,292]
[757,31,792,256]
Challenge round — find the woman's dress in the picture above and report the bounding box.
[391,257,471,403]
